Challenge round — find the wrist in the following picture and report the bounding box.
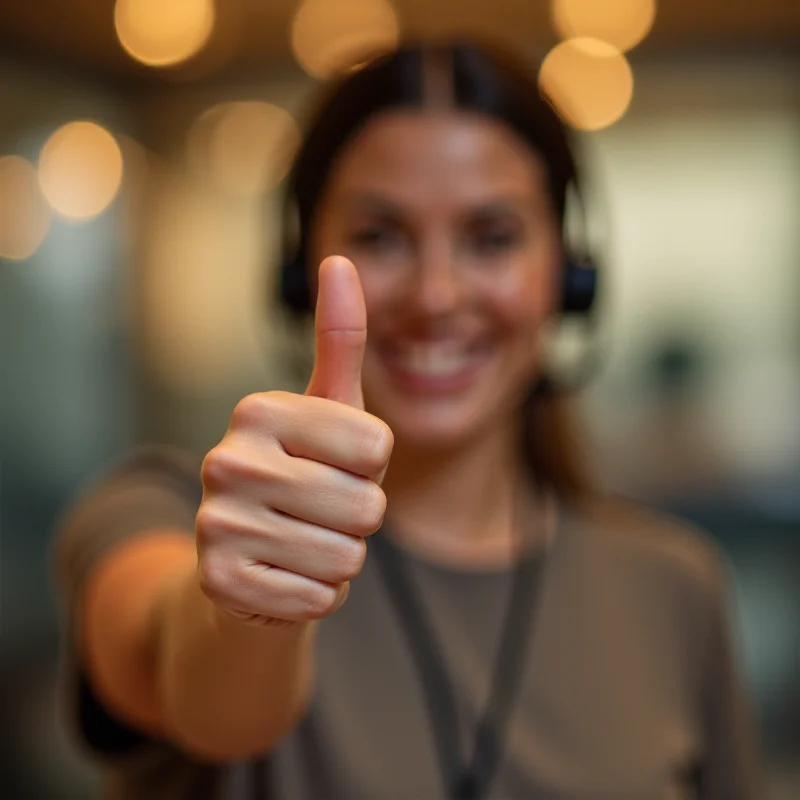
[205,593,318,650]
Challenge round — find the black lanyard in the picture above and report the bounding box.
[371,521,549,800]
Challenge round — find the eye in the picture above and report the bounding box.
[477,229,519,251]
[350,225,405,253]
[470,224,524,256]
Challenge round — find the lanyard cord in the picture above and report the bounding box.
[371,507,551,800]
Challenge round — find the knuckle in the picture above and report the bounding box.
[201,444,284,494]
[230,392,283,431]
[201,446,255,491]
[200,447,229,492]
[230,393,263,429]
[302,583,339,620]
[334,538,366,582]
[194,502,220,545]
[197,553,234,604]
[354,483,387,535]
[359,419,394,474]
[194,502,227,545]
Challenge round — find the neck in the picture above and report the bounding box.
[381,422,548,570]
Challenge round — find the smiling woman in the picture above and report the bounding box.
[53,39,763,800]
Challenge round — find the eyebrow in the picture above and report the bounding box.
[339,192,404,217]
[465,199,533,218]
[338,191,535,218]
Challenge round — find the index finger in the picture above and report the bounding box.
[269,393,392,482]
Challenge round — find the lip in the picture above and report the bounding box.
[376,341,493,396]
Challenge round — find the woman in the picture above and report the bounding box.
[54,41,762,799]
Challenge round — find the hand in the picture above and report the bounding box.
[196,256,393,626]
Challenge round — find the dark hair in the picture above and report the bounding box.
[278,39,593,499]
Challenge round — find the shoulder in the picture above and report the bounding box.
[563,494,730,605]
[53,443,203,595]
[61,442,205,523]
[99,443,204,495]
[56,442,204,534]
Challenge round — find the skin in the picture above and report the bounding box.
[79,109,562,761]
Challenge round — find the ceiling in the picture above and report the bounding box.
[0,0,798,88]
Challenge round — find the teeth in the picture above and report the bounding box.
[395,344,472,377]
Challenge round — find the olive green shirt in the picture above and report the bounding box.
[53,446,764,799]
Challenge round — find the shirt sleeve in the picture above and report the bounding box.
[51,444,203,760]
[696,551,765,800]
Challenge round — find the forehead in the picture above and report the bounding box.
[325,110,549,208]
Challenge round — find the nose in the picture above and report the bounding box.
[408,238,465,317]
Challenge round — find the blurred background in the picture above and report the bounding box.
[0,1,798,797]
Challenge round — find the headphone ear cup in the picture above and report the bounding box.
[279,256,313,314]
[561,256,598,314]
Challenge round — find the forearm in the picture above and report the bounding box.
[156,563,317,762]
[82,530,316,763]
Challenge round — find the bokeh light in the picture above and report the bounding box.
[114,0,215,67]
[552,0,656,53]
[291,0,400,79]
[0,156,51,260]
[140,172,270,394]
[539,38,634,131]
[38,121,124,220]
[187,101,300,197]
[117,134,152,194]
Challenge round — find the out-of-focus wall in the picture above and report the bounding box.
[583,52,800,496]
[0,58,137,798]
[129,70,313,455]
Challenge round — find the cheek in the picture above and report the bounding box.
[356,269,403,323]
[491,259,558,336]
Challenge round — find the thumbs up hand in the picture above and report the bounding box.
[196,256,393,626]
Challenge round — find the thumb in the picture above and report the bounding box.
[305,255,366,409]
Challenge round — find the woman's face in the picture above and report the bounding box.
[311,110,561,450]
